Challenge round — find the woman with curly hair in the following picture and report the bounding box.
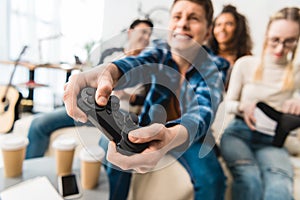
[208,5,252,89]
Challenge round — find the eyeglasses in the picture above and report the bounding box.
[268,37,298,49]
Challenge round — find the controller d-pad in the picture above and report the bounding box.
[113,111,125,129]
[86,88,94,95]
[87,96,94,105]
[109,96,120,111]
[125,114,138,130]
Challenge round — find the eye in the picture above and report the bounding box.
[285,38,297,44]
[188,14,200,22]
[172,15,180,21]
[215,22,221,27]
[225,22,235,27]
[270,37,280,43]
[284,38,298,48]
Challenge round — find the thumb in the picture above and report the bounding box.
[129,123,164,139]
[95,80,113,106]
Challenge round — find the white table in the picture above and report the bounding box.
[0,157,109,199]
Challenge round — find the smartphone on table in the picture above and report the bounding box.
[58,173,82,199]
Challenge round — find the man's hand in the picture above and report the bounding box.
[106,124,188,173]
[63,64,120,122]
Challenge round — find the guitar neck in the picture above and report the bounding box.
[2,84,12,102]
[2,46,28,101]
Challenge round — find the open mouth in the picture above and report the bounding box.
[173,33,192,41]
[217,32,228,39]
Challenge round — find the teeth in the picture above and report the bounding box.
[174,34,190,40]
[218,33,227,38]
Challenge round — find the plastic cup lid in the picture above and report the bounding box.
[0,134,29,150]
[52,137,77,151]
[80,146,105,162]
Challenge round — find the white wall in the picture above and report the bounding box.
[89,0,173,65]
[0,0,9,60]
[101,0,300,56]
[101,0,173,41]
[212,0,300,56]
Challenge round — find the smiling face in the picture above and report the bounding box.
[168,0,210,52]
[128,23,152,52]
[266,19,299,63]
[213,13,236,46]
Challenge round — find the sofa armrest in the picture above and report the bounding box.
[127,155,193,200]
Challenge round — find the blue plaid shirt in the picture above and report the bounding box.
[113,41,229,145]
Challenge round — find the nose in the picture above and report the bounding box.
[176,17,189,30]
[141,32,151,44]
[144,32,151,41]
[220,24,226,31]
[217,23,225,31]
[274,43,285,53]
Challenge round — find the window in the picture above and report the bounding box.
[0,0,104,112]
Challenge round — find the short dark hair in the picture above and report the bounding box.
[129,19,154,29]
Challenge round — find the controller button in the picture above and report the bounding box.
[87,96,94,104]
[113,112,125,128]
[125,114,137,128]
[110,96,120,111]
[129,113,138,124]
[113,111,123,120]
[86,88,94,95]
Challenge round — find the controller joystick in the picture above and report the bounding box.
[77,87,149,155]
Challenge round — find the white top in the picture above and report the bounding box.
[225,55,300,115]
[52,137,77,151]
[0,134,29,151]
[254,107,277,136]
[79,146,105,162]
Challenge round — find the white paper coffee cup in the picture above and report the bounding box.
[52,137,77,151]
[80,146,105,189]
[0,135,29,177]
[79,146,105,162]
[52,137,77,176]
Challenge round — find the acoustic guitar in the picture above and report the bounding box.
[0,85,22,133]
[0,46,28,133]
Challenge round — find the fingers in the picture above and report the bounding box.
[129,123,165,143]
[241,102,257,130]
[95,73,114,106]
[63,66,115,122]
[244,110,256,130]
[282,100,300,115]
[282,102,290,113]
[106,141,160,173]
[63,75,88,122]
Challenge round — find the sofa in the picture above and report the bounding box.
[1,104,300,200]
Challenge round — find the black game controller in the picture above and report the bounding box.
[77,87,149,155]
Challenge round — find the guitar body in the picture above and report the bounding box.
[0,86,22,133]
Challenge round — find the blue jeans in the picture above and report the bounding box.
[220,118,294,200]
[26,107,76,159]
[99,137,226,200]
